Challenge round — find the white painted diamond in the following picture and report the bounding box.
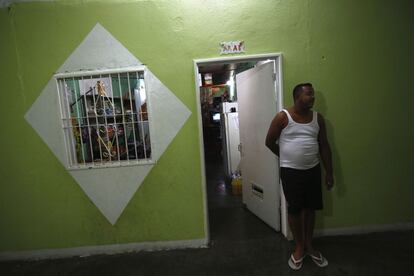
[25,23,191,225]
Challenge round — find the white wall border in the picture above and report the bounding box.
[315,222,414,237]
[1,224,413,261]
[0,238,208,261]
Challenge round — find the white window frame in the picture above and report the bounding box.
[55,66,155,170]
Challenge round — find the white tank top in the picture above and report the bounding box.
[279,109,320,169]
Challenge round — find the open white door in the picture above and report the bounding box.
[236,61,280,231]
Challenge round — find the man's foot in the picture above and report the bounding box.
[288,254,305,270]
[308,251,328,267]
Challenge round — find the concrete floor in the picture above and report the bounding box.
[1,140,413,275]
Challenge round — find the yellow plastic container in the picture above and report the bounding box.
[231,176,242,196]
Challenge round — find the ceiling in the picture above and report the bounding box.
[198,62,255,74]
[198,62,256,86]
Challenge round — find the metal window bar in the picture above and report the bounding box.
[61,81,75,166]
[117,73,130,161]
[95,82,105,163]
[126,72,139,160]
[88,76,103,164]
[56,80,68,164]
[142,71,150,159]
[137,71,148,159]
[99,74,113,162]
[62,79,72,166]
[82,78,96,166]
[137,74,146,159]
[63,78,76,167]
[122,73,135,161]
[97,86,105,163]
[78,77,88,165]
[75,85,87,166]
[65,78,86,166]
[108,75,121,163]
[57,79,75,167]
[143,70,152,160]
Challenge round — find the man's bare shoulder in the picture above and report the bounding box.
[274,110,288,128]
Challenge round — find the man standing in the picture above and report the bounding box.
[265,83,334,270]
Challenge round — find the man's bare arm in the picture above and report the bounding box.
[265,112,287,156]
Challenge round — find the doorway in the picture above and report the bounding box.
[193,53,288,243]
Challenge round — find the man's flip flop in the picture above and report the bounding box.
[288,254,305,270]
[308,252,328,267]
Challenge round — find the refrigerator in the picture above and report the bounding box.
[220,102,241,178]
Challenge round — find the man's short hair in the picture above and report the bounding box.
[293,83,313,100]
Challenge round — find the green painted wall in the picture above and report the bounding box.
[1,0,413,252]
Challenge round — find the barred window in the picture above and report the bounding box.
[55,67,153,169]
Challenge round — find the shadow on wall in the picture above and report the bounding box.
[315,89,345,225]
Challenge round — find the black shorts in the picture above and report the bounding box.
[280,164,323,214]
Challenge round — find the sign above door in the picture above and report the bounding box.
[220,41,245,55]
